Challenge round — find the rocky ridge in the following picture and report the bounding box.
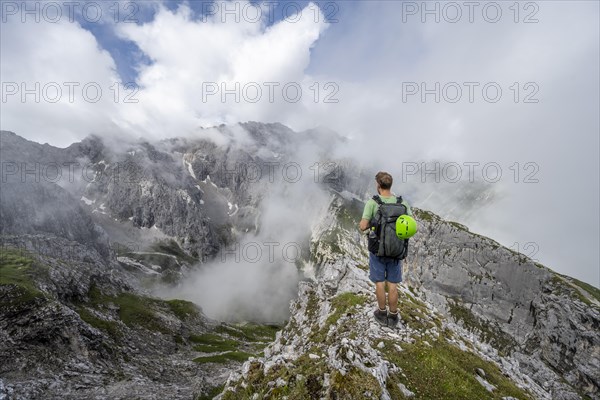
[218,193,599,400]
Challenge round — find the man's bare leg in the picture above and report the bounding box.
[388,282,398,313]
[375,282,387,310]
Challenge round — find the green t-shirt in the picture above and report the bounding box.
[362,195,413,221]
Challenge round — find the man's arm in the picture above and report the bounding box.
[359,218,370,231]
[359,200,374,231]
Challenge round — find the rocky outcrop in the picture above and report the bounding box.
[406,209,600,399]
[0,234,280,399]
[219,193,599,400]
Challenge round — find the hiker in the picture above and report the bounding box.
[359,171,415,328]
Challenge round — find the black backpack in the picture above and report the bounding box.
[368,195,409,260]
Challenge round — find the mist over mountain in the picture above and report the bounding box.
[0,124,598,399]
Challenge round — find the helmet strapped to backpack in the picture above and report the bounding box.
[368,195,410,260]
[396,215,418,239]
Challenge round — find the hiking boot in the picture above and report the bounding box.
[387,311,400,328]
[373,308,388,326]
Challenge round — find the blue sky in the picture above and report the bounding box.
[76,0,345,83]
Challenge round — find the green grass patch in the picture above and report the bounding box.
[166,299,199,320]
[385,372,411,399]
[193,344,234,353]
[214,322,280,342]
[550,275,596,307]
[76,306,122,339]
[197,385,224,400]
[381,337,533,400]
[84,285,171,334]
[308,292,368,344]
[195,323,279,359]
[357,264,368,271]
[326,292,369,326]
[193,350,254,364]
[448,221,469,232]
[413,208,436,223]
[0,248,47,306]
[0,248,34,284]
[330,367,382,399]
[189,333,240,352]
[567,276,600,304]
[114,292,170,333]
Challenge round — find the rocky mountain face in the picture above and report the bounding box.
[1,125,599,400]
[218,194,599,399]
[0,233,283,399]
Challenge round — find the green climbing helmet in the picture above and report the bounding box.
[396,215,418,239]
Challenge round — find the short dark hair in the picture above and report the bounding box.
[375,171,393,190]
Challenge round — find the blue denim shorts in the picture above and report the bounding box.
[369,252,402,283]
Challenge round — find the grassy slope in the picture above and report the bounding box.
[0,245,281,400]
[0,248,48,306]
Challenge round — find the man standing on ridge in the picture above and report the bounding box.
[359,171,413,328]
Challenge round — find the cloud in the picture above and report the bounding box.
[0,12,124,146]
[155,130,333,322]
[109,1,329,139]
[2,0,598,286]
[1,1,330,145]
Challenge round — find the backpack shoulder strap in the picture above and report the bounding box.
[396,196,403,204]
[372,195,384,205]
